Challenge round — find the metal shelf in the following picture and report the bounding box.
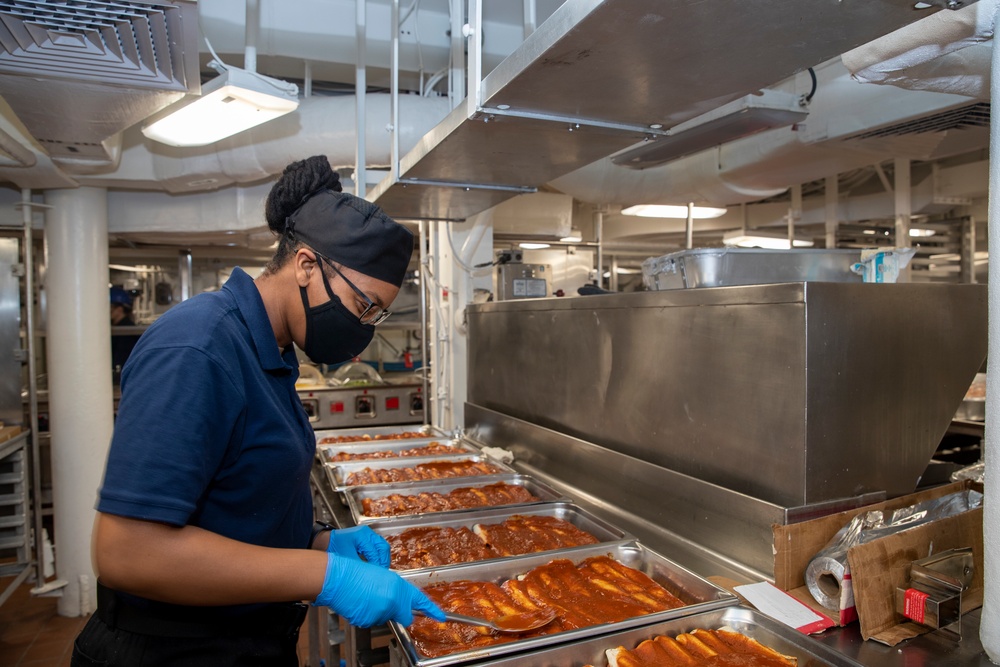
[371,0,944,222]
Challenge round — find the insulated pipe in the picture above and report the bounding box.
[980,17,1000,662]
[458,208,492,268]
[44,187,113,617]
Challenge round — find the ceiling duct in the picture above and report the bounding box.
[0,0,200,167]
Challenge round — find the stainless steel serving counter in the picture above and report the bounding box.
[310,456,993,667]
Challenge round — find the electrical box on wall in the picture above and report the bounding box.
[497,262,549,300]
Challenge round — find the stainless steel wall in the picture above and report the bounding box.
[0,238,21,426]
[466,283,987,507]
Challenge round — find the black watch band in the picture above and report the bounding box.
[310,521,335,548]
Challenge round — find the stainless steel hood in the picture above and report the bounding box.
[466,283,987,507]
[370,0,951,221]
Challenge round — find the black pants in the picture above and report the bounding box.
[71,584,307,667]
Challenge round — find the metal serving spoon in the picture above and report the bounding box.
[420,608,558,633]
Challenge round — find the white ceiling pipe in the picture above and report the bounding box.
[76,93,451,194]
[843,0,998,99]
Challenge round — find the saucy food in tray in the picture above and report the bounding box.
[361,482,540,518]
[407,555,685,659]
[325,441,464,462]
[387,515,600,569]
[319,431,429,444]
[589,628,796,667]
[344,459,502,486]
[387,516,599,569]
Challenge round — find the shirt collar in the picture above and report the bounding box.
[224,267,294,373]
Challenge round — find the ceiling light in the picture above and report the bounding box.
[560,229,583,242]
[612,89,809,169]
[142,65,299,147]
[519,242,550,249]
[909,228,936,237]
[622,204,727,219]
[723,231,814,249]
[863,230,877,235]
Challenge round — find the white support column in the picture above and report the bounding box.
[438,213,492,431]
[44,187,113,617]
[980,16,1000,660]
[789,184,802,247]
[355,0,367,197]
[685,202,694,250]
[825,175,838,249]
[894,157,912,282]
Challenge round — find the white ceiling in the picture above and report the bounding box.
[0,0,993,252]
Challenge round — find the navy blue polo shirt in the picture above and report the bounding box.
[99,267,315,551]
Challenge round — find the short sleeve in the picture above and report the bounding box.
[98,344,247,525]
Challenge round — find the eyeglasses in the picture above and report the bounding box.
[314,252,391,326]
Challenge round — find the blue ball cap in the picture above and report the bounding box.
[110,287,132,307]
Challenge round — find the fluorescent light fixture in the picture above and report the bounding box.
[612,89,809,169]
[560,228,583,242]
[909,228,936,237]
[723,231,814,249]
[142,65,299,147]
[519,242,551,249]
[621,204,727,219]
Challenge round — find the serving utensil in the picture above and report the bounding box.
[421,608,557,633]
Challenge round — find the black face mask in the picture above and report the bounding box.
[300,268,375,365]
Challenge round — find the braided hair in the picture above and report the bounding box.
[263,155,342,274]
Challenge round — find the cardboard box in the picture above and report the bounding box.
[0,425,22,444]
[772,480,982,644]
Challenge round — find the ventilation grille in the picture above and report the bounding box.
[0,0,190,90]
[848,103,990,140]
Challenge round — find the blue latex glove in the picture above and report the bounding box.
[327,525,391,568]
[315,553,446,627]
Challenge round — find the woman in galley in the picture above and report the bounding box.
[72,156,444,667]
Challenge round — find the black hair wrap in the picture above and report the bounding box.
[285,190,413,287]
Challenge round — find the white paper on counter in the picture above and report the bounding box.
[734,581,835,634]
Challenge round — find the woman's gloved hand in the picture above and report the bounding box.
[315,553,446,627]
[327,525,390,568]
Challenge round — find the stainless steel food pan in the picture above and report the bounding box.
[317,438,477,463]
[326,455,516,492]
[366,501,633,571]
[391,542,738,667]
[457,605,861,667]
[642,247,863,290]
[345,474,565,525]
[314,424,446,443]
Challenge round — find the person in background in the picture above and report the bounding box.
[109,286,141,379]
[73,156,444,667]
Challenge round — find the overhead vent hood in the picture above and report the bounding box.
[0,0,200,166]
